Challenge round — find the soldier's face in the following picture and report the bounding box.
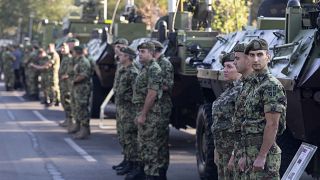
[248,50,270,71]
[234,52,251,74]
[61,45,70,54]
[223,61,239,81]
[138,49,153,63]
[118,52,129,64]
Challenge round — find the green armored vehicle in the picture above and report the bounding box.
[192,0,320,179]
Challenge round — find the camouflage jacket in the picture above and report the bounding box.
[47,52,60,83]
[157,55,174,95]
[72,55,92,87]
[59,54,73,89]
[242,69,287,135]
[232,73,256,133]
[133,59,162,112]
[2,51,15,68]
[113,62,122,93]
[115,64,139,105]
[211,80,242,134]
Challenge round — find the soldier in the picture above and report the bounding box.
[231,43,254,179]
[58,43,73,127]
[211,52,242,180]
[111,38,130,171]
[2,46,16,91]
[239,39,287,179]
[24,45,40,100]
[151,40,174,179]
[68,46,92,139]
[112,47,139,176]
[125,42,162,180]
[47,43,60,106]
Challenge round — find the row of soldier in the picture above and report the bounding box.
[111,39,174,180]
[211,39,287,180]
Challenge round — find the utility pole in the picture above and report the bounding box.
[17,17,23,44]
[29,12,35,41]
[104,0,107,20]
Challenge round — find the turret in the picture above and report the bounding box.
[285,0,302,43]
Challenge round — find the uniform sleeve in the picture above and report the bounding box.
[147,65,162,91]
[77,60,91,78]
[162,61,174,90]
[263,82,287,113]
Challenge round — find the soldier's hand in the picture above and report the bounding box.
[253,155,266,172]
[227,154,235,171]
[137,114,146,125]
[238,156,246,172]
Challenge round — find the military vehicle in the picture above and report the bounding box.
[189,0,320,179]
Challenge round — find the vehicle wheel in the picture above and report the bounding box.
[277,128,301,177]
[196,104,218,180]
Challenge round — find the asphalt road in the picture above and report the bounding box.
[0,85,199,180]
[0,84,315,180]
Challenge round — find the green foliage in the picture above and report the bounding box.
[212,0,249,33]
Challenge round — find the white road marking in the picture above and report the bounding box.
[64,138,97,162]
[13,92,25,102]
[7,110,16,121]
[26,131,39,149]
[32,110,56,124]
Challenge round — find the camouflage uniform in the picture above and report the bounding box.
[59,54,73,123]
[211,80,242,180]
[24,50,39,96]
[241,69,286,180]
[46,51,60,104]
[2,50,15,90]
[71,55,92,128]
[132,59,163,176]
[232,74,256,180]
[115,64,139,162]
[38,55,50,103]
[157,54,174,172]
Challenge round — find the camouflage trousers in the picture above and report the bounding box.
[137,108,168,176]
[115,105,125,150]
[3,67,15,88]
[241,141,281,180]
[214,131,235,180]
[25,69,39,95]
[71,83,91,127]
[60,83,72,122]
[117,103,138,161]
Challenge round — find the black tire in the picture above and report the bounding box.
[196,104,218,180]
[277,128,301,177]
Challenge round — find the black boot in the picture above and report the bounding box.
[116,161,132,175]
[125,162,145,180]
[158,168,167,180]
[112,159,127,170]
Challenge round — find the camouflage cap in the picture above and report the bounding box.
[220,52,235,65]
[244,38,268,54]
[113,38,129,45]
[137,41,155,51]
[233,43,247,53]
[150,40,164,52]
[120,47,136,58]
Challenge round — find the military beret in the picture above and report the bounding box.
[73,45,83,53]
[233,43,247,53]
[137,41,155,51]
[220,52,235,65]
[244,38,268,55]
[113,38,129,45]
[150,40,164,51]
[120,47,136,58]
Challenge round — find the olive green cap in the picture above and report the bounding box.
[233,43,247,53]
[73,45,83,53]
[244,38,268,55]
[150,40,163,52]
[220,52,235,65]
[120,47,136,58]
[137,41,155,51]
[113,38,129,45]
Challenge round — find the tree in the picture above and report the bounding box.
[211,0,249,33]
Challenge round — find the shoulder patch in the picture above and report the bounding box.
[267,85,277,97]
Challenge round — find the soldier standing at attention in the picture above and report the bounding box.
[126,42,162,180]
[240,39,287,179]
[24,45,40,100]
[68,46,92,139]
[113,47,139,176]
[2,46,16,91]
[151,40,174,179]
[47,43,60,106]
[111,38,130,171]
[58,43,73,128]
[211,52,242,180]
